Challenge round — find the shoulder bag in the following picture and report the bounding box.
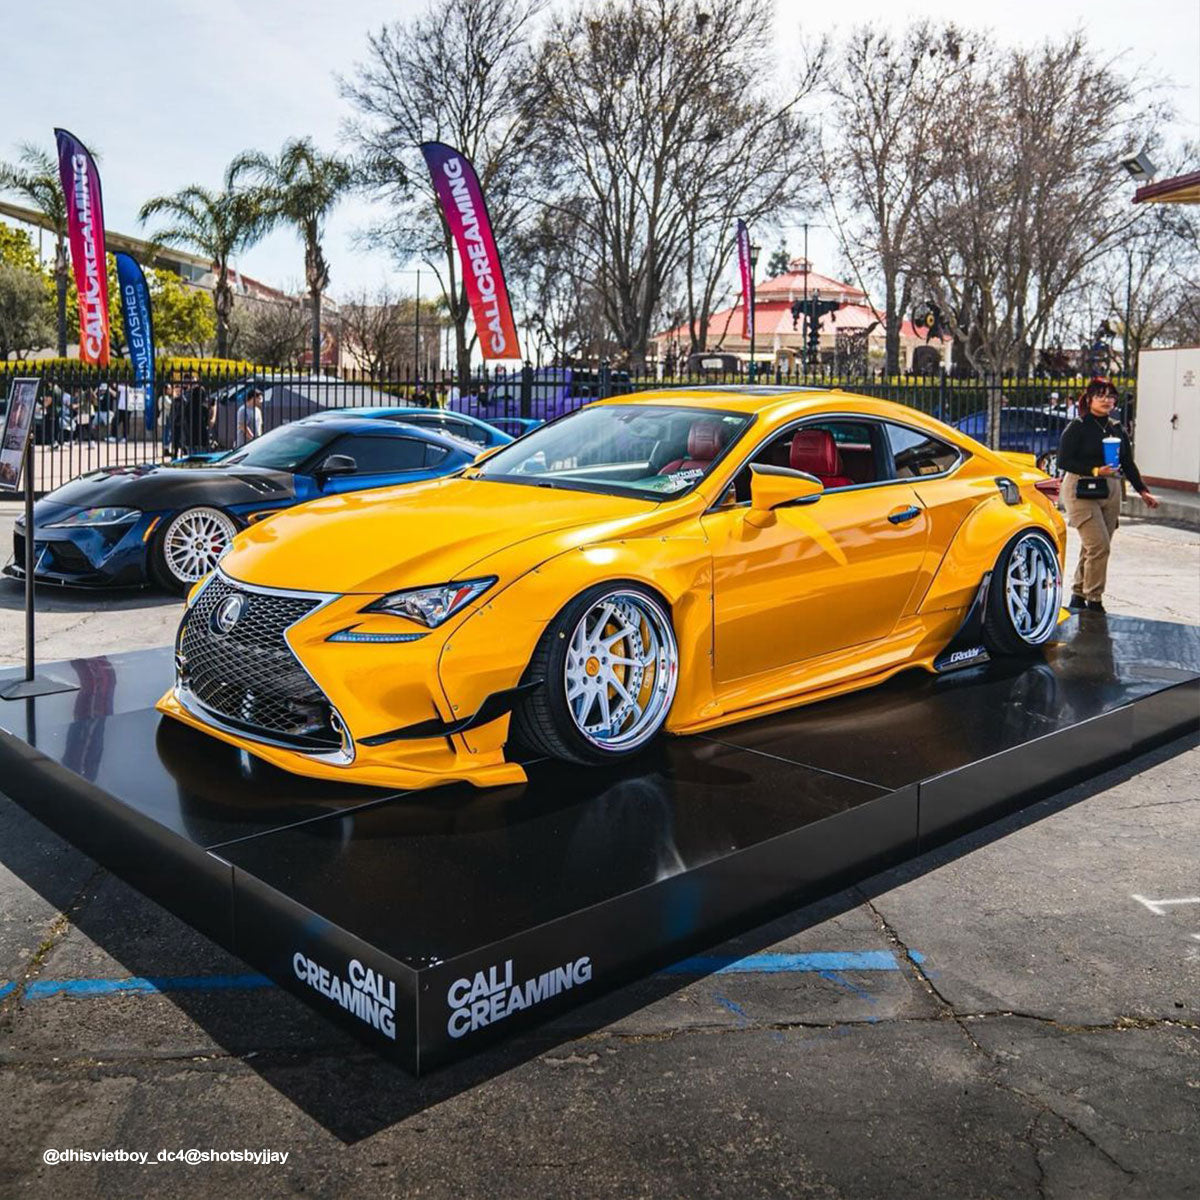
[1074,475,1110,499]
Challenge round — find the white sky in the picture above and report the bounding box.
[4,0,1197,303]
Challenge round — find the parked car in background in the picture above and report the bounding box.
[450,366,633,426]
[953,406,1070,473]
[6,415,480,594]
[208,377,402,449]
[311,406,517,449]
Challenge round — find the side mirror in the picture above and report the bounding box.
[747,464,823,525]
[316,453,357,482]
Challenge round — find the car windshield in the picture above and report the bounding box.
[475,404,752,498]
[220,423,332,472]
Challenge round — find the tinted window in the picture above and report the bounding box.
[222,424,333,472]
[477,404,751,499]
[726,420,885,502]
[329,434,428,473]
[885,423,961,477]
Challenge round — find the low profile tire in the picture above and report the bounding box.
[150,506,238,594]
[511,582,679,765]
[983,528,1063,656]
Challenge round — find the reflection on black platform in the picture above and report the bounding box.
[704,614,1198,789]
[222,739,886,967]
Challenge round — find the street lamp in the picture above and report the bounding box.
[749,242,761,381]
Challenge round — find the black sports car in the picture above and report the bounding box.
[5,414,483,593]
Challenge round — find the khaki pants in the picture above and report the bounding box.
[1061,472,1121,602]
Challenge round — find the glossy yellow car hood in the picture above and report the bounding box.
[220,475,667,594]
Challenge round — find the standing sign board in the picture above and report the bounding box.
[0,377,40,492]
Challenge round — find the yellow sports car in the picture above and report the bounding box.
[159,387,1066,791]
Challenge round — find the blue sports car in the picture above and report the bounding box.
[5,414,488,594]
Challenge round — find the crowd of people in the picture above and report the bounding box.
[29,378,269,457]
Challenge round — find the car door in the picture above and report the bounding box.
[884,420,989,613]
[700,418,931,687]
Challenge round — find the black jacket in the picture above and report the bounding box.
[1057,414,1145,492]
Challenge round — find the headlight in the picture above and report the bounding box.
[362,577,496,628]
[45,507,140,528]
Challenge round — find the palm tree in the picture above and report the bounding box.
[138,162,271,359]
[0,144,71,356]
[231,139,351,370]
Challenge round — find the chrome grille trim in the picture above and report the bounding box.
[174,571,353,762]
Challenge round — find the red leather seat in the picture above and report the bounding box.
[659,420,727,474]
[790,429,854,489]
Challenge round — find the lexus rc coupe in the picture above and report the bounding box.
[160,387,1066,791]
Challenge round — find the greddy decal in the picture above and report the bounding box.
[447,956,592,1038]
[293,953,396,1040]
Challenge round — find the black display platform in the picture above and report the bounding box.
[1,616,1196,1073]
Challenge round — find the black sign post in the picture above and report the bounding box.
[0,377,77,700]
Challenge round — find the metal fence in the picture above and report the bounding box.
[0,359,1133,496]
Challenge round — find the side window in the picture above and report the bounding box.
[329,434,427,473]
[442,417,485,445]
[885,423,961,478]
[424,443,450,467]
[726,420,885,502]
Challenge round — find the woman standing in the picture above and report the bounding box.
[1057,378,1159,613]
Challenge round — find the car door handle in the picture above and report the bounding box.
[887,505,921,524]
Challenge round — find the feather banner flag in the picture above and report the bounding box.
[736,219,755,341]
[420,142,520,360]
[54,129,110,365]
[115,252,155,424]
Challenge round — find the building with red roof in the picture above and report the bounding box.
[654,258,949,373]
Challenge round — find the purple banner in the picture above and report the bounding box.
[420,142,520,360]
[55,129,110,365]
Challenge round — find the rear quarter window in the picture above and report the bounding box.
[886,423,962,478]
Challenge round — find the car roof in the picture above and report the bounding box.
[601,386,849,415]
[291,414,475,450]
[596,387,990,442]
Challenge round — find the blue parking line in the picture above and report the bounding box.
[0,952,919,1004]
[21,973,273,1001]
[663,950,906,975]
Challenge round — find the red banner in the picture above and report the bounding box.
[421,142,520,360]
[55,129,110,366]
[736,219,754,341]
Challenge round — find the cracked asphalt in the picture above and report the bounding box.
[0,506,1197,1199]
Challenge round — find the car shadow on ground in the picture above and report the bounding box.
[0,732,1193,1143]
[0,576,182,614]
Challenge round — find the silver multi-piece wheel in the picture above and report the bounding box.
[984,529,1063,655]
[512,583,680,764]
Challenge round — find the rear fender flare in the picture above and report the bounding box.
[919,496,1061,614]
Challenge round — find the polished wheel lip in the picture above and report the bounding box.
[564,589,678,752]
[163,507,238,585]
[1005,531,1062,644]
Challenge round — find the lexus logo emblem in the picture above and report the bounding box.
[212,594,246,634]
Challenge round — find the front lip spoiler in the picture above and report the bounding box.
[358,680,543,745]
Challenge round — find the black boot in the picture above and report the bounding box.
[1086,599,1105,613]
[1067,593,1087,610]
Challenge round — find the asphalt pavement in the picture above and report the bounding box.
[0,506,1196,1199]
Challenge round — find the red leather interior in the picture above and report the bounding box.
[659,420,727,475]
[790,429,854,489]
